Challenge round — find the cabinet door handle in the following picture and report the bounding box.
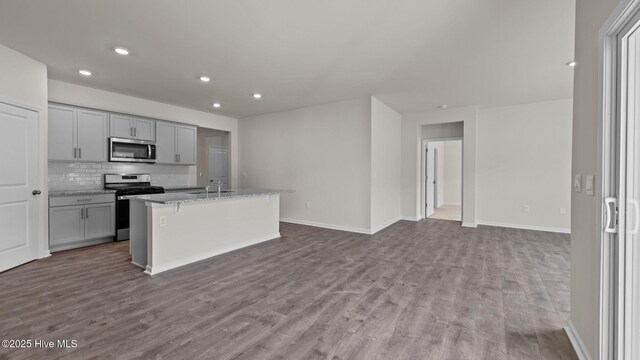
[79,148,82,159]
[80,208,84,219]
[74,147,77,158]
[134,127,137,137]
[85,208,89,219]
[130,127,133,137]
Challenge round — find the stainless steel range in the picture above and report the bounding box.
[104,174,164,241]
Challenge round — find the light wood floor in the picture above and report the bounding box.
[430,204,462,221]
[0,220,577,360]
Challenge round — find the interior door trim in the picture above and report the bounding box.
[598,1,640,359]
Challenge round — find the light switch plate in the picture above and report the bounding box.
[574,174,582,193]
[585,175,595,196]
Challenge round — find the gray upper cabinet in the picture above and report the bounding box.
[77,109,108,162]
[156,122,196,165]
[156,122,178,164]
[109,114,133,138]
[177,125,197,165]
[49,103,195,164]
[48,104,108,162]
[133,117,155,141]
[109,114,156,141]
[48,105,77,161]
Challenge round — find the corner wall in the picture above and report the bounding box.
[239,98,373,233]
[0,44,48,258]
[477,99,573,233]
[371,97,402,232]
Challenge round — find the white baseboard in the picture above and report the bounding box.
[400,216,420,221]
[461,222,478,228]
[477,221,571,234]
[565,321,592,360]
[144,233,281,275]
[280,217,371,234]
[370,217,401,234]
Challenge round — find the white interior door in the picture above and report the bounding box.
[208,147,229,188]
[0,102,40,273]
[426,143,435,217]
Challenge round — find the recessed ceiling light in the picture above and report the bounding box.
[200,76,211,82]
[438,105,448,109]
[213,102,221,108]
[78,69,92,76]
[253,93,262,99]
[114,47,130,56]
[566,61,576,67]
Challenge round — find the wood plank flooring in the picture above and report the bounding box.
[0,220,577,360]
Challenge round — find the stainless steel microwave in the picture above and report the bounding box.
[109,137,157,163]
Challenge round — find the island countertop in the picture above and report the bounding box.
[125,188,292,205]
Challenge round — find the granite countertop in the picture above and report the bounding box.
[125,188,293,205]
[162,186,206,192]
[49,189,117,198]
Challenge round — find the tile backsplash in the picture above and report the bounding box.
[49,161,193,190]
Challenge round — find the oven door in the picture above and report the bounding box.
[109,138,157,163]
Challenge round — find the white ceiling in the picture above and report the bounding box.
[0,0,575,118]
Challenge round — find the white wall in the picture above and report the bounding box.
[371,97,402,232]
[239,98,373,233]
[477,99,572,232]
[572,0,620,358]
[421,122,464,139]
[402,106,477,224]
[442,140,462,205]
[47,80,239,187]
[0,44,49,257]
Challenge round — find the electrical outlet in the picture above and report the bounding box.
[523,205,530,213]
[160,217,167,227]
[306,201,311,209]
[560,208,566,215]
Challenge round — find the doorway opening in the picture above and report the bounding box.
[196,127,230,188]
[422,138,463,222]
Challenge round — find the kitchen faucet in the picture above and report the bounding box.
[217,180,223,193]
[205,186,210,195]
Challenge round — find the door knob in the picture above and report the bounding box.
[32,190,42,195]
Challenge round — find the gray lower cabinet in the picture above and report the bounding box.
[49,194,115,252]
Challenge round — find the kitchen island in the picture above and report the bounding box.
[127,189,290,275]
